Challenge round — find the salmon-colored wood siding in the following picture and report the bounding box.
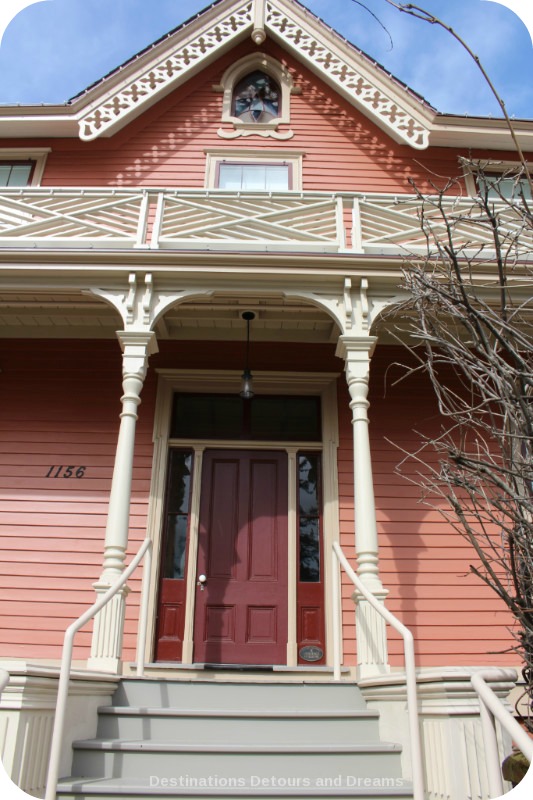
[0,339,517,668]
[0,340,155,662]
[3,40,527,195]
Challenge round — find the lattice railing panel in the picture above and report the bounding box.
[358,196,533,254]
[157,194,340,246]
[0,191,146,243]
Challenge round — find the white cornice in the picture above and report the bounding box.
[0,0,530,152]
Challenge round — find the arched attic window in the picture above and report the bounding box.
[217,53,295,140]
[233,70,281,124]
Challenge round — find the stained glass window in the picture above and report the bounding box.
[232,71,281,123]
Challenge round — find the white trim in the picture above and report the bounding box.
[0,148,50,185]
[144,369,340,669]
[461,157,529,196]
[204,150,303,190]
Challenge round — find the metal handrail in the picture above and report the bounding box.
[45,538,152,800]
[471,668,533,798]
[332,541,425,800]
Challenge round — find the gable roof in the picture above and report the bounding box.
[0,0,532,151]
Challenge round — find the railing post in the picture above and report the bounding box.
[335,335,389,678]
[351,197,363,252]
[150,191,165,249]
[135,190,151,248]
[88,331,158,673]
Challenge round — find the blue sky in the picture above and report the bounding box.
[0,0,531,118]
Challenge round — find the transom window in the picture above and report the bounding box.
[0,161,35,187]
[217,162,291,191]
[170,393,321,442]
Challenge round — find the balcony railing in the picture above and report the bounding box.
[0,187,530,256]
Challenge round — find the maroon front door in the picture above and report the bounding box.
[194,449,288,665]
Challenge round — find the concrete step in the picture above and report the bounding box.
[111,679,368,712]
[57,678,413,800]
[57,775,414,800]
[95,706,381,745]
[70,740,404,780]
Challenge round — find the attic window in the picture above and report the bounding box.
[232,71,281,123]
[217,53,294,141]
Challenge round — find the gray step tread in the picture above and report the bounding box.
[57,776,414,798]
[98,706,379,719]
[73,740,401,754]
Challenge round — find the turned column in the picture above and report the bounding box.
[336,334,389,677]
[88,331,158,672]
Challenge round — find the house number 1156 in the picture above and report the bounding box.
[45,466,87,478]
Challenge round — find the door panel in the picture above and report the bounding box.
[194,449,288,665]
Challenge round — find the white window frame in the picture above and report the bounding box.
[462,158,531,200]
[205,149,304,191]
[0,148,50,186]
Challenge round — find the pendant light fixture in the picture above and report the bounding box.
[240,310,255,399]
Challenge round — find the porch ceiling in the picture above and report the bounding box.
[0,290,339,343]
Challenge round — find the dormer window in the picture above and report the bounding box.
[217,53,295,140]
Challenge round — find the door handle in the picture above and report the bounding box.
[197,574,207,591]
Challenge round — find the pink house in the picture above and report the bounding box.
[0,1,531,798]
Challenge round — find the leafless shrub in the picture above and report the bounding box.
[388,164,533,728]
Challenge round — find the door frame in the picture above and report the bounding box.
[144,370,340,668]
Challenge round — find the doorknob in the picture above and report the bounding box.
[197,574,207,590]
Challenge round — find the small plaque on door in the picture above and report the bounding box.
[299,645,323,662]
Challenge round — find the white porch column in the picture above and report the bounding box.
[88,331,158,673]
[336,334,389,678]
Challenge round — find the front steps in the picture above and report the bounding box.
[56,678,413,799]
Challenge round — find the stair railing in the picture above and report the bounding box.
[45,537,152,800]
[332,541,425,800]
[471,668,533,797]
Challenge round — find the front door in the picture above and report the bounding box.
[193,449,288,665]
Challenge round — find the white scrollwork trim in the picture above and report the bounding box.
[79,1,254,141]
[217,125,294,139]
[265,1,429,149]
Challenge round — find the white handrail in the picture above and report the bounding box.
[45,538,152,800]
[0,669,9,697]
[332,541,425,800]
[471,668,533,798]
